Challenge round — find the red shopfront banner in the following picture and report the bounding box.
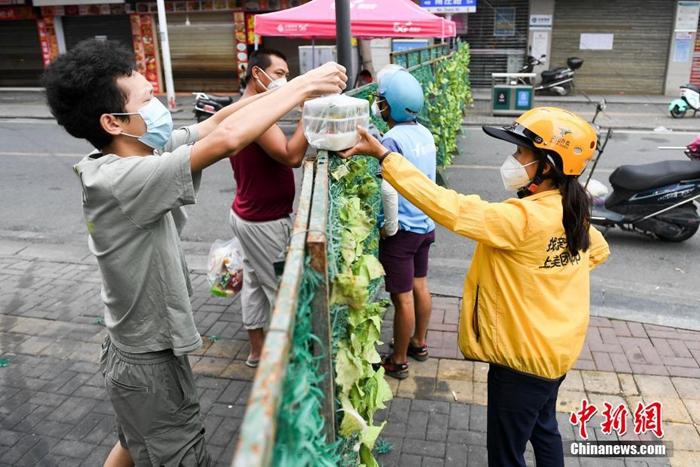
[130,14,162,93]
[246,12,256,45]
[234,10,248,84]
[40,3,130,17]
[691,34,700,86]
[0,5,34,20]
[37,16,59,67]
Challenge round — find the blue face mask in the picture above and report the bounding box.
[113,98,173,150]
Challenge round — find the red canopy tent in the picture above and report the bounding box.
[254,0,456,39]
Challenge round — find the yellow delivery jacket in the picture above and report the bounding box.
[382,153,610,380]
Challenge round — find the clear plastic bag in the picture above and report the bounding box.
[303,94,370,151]
[207,238,244,298]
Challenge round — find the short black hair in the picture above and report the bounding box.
[42,39,135,150]
[244,48,288,86]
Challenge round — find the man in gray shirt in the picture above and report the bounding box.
[43,39,346,466]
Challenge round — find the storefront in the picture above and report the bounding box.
[691,9,700,86]
[35,1,164,91]
[0,0,311,91]
[133,1,303,93]
[62,11,134,51]
[155,8,239,93]
[0,3,43,87]
[35,1,135,52]
[550,0,675,94]
[457,0,530,87]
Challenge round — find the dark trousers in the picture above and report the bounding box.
[487,364,566,467]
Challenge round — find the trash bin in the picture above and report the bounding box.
[491,73,536,116]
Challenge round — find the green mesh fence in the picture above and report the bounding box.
[272,256,340,467]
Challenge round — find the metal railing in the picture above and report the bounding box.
[390,43,451,69]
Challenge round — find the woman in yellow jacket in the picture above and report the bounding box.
[341,107,610,467]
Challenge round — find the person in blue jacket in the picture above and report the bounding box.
[373,67,437,379]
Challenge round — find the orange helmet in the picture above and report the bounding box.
[483,107,597,176]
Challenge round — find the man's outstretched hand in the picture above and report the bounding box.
[297,62,348,99]
[338,126,389,160]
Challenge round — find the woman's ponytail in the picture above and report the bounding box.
[560,176,591,257]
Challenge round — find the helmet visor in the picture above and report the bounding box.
[482,123,544,148]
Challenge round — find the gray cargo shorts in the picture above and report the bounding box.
[100,335,211,466]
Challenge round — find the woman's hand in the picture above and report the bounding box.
[338,126,389,160]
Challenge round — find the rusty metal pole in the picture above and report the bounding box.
[307,153,336,443]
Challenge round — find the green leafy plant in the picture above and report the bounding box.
[321,47,472,464]
[328,156,392,467]
[425,43,472,168]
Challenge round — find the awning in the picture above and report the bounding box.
[254,0,456,39]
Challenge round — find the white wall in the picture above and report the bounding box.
[664,1,700,96]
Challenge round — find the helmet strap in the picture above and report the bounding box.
[517,157,547,198]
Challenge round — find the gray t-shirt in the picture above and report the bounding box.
[74,126,202,355]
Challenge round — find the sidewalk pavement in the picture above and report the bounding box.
[464,93,698,132]
[1,89,698,132]
[469,88,672,105]
[1,243,699,466]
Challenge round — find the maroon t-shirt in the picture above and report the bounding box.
[229,142,295,222]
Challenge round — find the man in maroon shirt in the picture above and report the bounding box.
[229,49,308,367]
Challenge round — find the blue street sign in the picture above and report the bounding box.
[420,0,477,14]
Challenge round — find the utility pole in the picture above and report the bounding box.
[156,0,177,110]
[334,0,353,87]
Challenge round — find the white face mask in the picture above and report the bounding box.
[371,101,382,118]
[499,155,538,191]
[371,99,386,119]
[256,68,287,91]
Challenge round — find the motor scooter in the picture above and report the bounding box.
[517,54,584,96]
[584,105,700,241]
[192,92,234,122]
[668,84,700,118]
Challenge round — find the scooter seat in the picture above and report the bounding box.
[609,160,700,191]
[541,68,567,80]
[681,83,700,94]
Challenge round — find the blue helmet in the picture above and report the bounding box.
[377,68,424,123]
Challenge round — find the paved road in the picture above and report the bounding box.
[1,118,698,330]
[433,127,700,330]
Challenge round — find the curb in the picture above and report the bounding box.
[470,94,671,105]
[460,122,699,132]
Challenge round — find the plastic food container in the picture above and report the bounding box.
[303,94,369,151]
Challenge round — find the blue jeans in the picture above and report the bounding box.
[487,364,566,467]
